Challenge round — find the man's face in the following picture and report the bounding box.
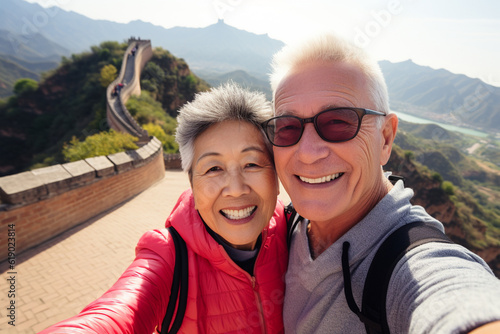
[273,61,393,226]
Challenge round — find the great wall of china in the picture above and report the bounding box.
[0,39,176,261]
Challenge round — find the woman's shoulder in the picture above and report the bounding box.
[135,229,176,262]
[266,198,287,241]
[273,199,286,226]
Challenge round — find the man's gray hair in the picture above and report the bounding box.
[175,82,273,172]
[270,33,390,115]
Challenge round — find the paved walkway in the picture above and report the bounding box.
[0,171,290,333]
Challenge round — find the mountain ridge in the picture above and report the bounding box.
[1,0,499,133]
[380,60,500,133]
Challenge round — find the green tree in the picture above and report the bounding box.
[99,64,117,87]
[442,181,455,196]
[404,150,415,161]
[431,172,443,184]
[13,78,38,95]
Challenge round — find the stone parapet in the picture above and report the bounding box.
[0,171,48,205]
[62,160,96,185]
[0,137,165,261]
[106,39,152,143]
[0,137,163,207]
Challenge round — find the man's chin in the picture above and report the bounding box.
[293,199,339,222]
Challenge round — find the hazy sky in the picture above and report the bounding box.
[26,0,500,87]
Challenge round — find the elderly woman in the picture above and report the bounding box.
[39,83,288,334]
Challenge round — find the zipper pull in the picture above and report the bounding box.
[251,276,256,288]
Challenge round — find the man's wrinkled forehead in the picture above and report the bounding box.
[273,61,372,116]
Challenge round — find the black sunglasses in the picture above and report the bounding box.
[262,107,386,147]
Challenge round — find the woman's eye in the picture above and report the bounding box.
[206,166,221,173]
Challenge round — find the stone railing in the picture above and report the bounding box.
[0,39,166,261]
[0,138,164,261]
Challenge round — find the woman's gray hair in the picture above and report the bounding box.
[175,82,273,173]
[270,33,390,118]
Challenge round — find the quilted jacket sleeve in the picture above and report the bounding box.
[38,230,175,334]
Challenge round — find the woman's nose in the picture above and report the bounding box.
[222,170,251,197]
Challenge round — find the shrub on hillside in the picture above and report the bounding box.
[62,130,138,162]
[442,181,455,196]
[143,123,178,154]
[100,64,117,87]
[126,92,178,151]
[13,78,38,96]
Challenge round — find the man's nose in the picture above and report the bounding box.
[296,124,330,164]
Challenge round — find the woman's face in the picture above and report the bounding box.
[191,120,278,250]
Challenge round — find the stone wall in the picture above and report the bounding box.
[106,39,152,143]
[164,154,182,170]
[0,138,165,261]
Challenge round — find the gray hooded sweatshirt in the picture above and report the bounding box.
[284,181,500,333]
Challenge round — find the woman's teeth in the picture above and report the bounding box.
[299,173,342,184]
[221,206,256,220]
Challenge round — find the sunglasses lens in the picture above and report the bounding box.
[316,108,359,142]
[268,117,303,146]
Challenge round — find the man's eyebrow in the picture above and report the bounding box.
[276,104,341,116]
[275,109,295,116]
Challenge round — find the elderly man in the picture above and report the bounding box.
[263,33,500,333]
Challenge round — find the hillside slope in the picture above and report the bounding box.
[380,60,500,133]
[385,145,500,277]
[0,56,40,97]
[0,42,207,176]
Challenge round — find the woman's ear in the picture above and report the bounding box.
[275,172,280,196]
[189,170,197,208]
[380,113,398,165]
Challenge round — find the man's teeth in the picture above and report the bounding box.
[221,206,256,220]
[299,173,342,184]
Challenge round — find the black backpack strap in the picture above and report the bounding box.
[361,222,453,334]
[159,226,189,334]
[285,202,302,250]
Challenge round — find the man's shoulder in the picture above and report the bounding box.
[396,241,494,278]
[387,241,500,333]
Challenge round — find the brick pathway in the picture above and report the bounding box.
[0,171,290,333]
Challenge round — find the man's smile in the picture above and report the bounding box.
[298,173,344,184]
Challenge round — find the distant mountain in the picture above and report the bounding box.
[0,26,61,97]
[198,69,272,99]
[380,60,500,133]
[0,53,59,74]
[0,27,69,63]
[2,0,499,134]
[149,20,284,79]
[1,0,284,80]
[0,56,40,97]
[1,0,117,56]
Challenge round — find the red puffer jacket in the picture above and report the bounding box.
[39,189,288,333]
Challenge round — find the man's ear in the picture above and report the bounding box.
[380,113,398,165]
